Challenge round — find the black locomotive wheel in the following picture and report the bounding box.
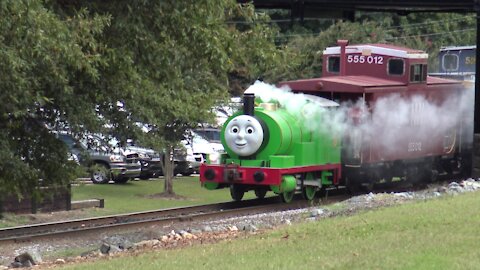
[345,177,363,195]
[254,189,267,199]
[230,184,245,201]
[281,191,295,203]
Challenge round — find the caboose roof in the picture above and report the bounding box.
[323,43,428,59]
[280,75,461,93]
[440,45,476,51]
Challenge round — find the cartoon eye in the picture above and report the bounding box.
[231,126,239,133]
[246,127,254,134]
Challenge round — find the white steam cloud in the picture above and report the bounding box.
[245,80,474,156]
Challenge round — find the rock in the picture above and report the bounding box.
[228,226,238,231]
[305,217,316,222]
[104,236,132,249]
[284,219,292,225]
[13,252,37,267]
[447,182,464,193]
[202,226,213,232]
[190,229,202,234]
[182,232,196,239]
[100,243,110,254]
[310,208,325,217]
[161,235,169,242]
[461,180,480,191]
[26,249,42,264]
[10,261,24,268]
[241,224,257,232]
[437,186,448,193]
[134,239,160,249]
[366,192,375,201]
[109,245,123,254]
[55,259,66,264]
[394,192,414,199]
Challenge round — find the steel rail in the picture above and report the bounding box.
[0,197,277,241]
[0,189,349,243]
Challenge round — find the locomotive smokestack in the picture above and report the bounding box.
[243,93,255,116]
[338,39,349,76]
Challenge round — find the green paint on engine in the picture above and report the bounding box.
[270,175,296,194]
[270,155,295,168]
[321,170,333,185]
[240,159,265,167]
[220,103,341,168]
[203,182,219,190]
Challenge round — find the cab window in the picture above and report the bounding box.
[410,64,427,83]
[442,54,458,71]
[327,56,340,73]
[388,58,404,76]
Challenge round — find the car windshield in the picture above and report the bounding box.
[194,129,221,142]
[58,134,87,150]
[193,134,209,144]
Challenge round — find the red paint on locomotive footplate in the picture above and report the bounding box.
[200,163,342,185]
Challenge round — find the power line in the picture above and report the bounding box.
[383,15,475,31]
[385,28,476,40]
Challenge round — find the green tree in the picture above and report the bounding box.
[266,19,392,81]
[0,0,285,199]
[0,0,111,201]
[77,1,284,194]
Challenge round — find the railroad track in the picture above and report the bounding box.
[0,189,350,244]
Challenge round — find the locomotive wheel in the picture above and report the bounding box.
[301,186,316,201]
[230,185,245,201]
[281,191,295,203]
[254,189,267,199]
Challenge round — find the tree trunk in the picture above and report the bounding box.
[163,146,175,195]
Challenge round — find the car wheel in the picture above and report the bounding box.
[90,164,110,184]
[113,177,129,184]
[181,171,192,177]
[139,174,152,180]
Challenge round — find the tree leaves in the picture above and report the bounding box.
[1,0,286,195]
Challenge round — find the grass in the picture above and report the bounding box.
[0,176,260,228]
[58,192,480,270]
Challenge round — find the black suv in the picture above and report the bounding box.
[57,133,141,184]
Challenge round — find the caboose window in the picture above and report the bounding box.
[442,54,459,71]
[327,56,340,73]
[410,64,427,83]
[388,59,404,75]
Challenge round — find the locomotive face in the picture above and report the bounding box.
[224,115,264,156]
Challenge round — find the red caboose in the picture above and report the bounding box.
[280,40,473,189]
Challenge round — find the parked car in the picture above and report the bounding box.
[56,132,141,184]
[109,139,163,180]
[193,127,221,143]
[182,130,223,171]
[178,143,204,175]
[118,139,198,178]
